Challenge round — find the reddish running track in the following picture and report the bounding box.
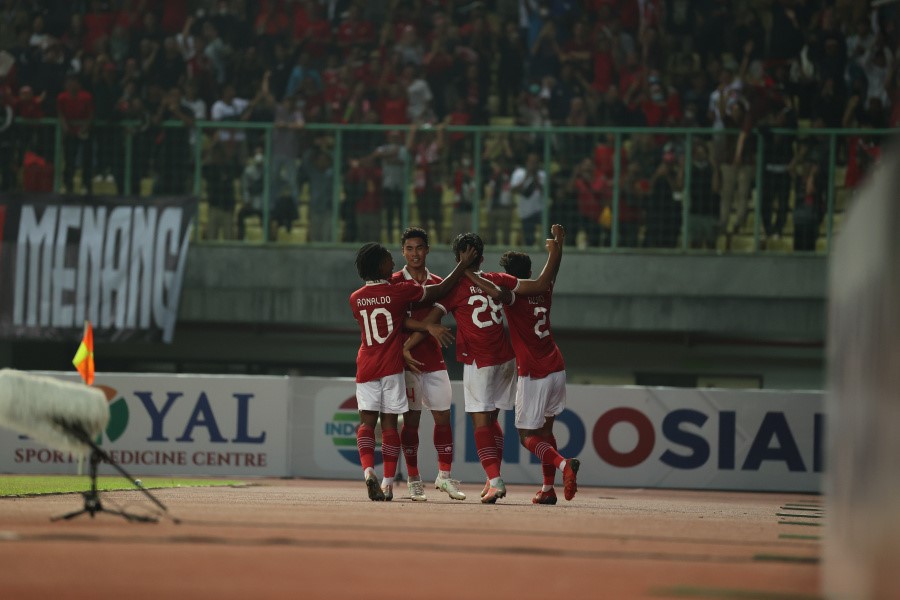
[0,478,821,599]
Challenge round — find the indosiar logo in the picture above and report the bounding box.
[94,385,129,443]
[327,397,382,466]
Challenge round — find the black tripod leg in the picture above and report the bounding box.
[50,509,89,522]
[49,424,171,524]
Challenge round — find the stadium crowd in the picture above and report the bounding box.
[0,0,893,249]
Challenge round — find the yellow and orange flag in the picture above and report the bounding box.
[72,321,94,385]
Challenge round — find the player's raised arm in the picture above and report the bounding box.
[464,270,513,305]
[515,224,565,296]
[420,246,478,304]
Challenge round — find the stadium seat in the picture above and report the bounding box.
[836,188,853,212]
[244,225,264,242]
[766,236,793,253]
[831,212,845,233]
[834,165,848,183]
[730,234,756,253]
[290,227,308,243]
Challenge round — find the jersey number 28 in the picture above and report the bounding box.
[469,296,504,328]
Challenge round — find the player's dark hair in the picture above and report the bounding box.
[452,233,484,265]
[356,242,390,281]
[401,226,429,247]
[500,251,531,279]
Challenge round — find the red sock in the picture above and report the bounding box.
[433,424,454,473]
[474,425,501,479]
[542,434,558,486]
[490,419,504,468]
[400,424,420,478]
[356,424,376,471]
[524,435,564,471]
[381,428,401,479]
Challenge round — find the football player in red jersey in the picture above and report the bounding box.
[389,227,467,501]
[465,225,580,503]
[350,242,476,501]
[405,232,558,503]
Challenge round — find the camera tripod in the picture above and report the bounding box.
[51,422,174,524]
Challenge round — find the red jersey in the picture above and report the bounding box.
[56,90,94,135]
[435,272,515,367]
[350,280,425,383]
[377,96,408,125]
[390,267,446,373]
[503,281,565,379]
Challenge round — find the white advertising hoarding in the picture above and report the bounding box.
[299,378,823,492]
[0,372,290,477]
[0,373,823,491]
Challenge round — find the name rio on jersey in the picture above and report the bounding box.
[467,286,504,329]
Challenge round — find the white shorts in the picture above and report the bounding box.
[405,369,452,411]
[514,370,567,430]
[463,358,516,413]
[356,373,408,414]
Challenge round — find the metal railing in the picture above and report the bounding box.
[7,118,893,253]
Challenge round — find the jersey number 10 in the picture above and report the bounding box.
[360,308,394,346]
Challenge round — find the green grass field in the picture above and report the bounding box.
[0,476,244,497]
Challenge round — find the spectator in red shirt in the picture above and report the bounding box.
[14,86,45,119]
[324,65,352,123]
[346,156,383,243]
[83,1,114,54]
[591,35,615,94]
[561,21,593,80]
[293,0,332,60]
[254,0,290,57]
[255,0,290,37]
[377,81,409,126]
[451,155,476,236]
[569,158,609,247]
[61,14,86,57]
[0,86,14,191]
[336,5,376,55]
[618,51,644,98]
[446,97,472,158]
[10,85,53,173]
[409,123,445,243]
[418,34,448,120]
[57,74,95,194]
[497,22,527,116]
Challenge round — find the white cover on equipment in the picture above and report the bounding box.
[826,154,900,599]
[0,369,109,455]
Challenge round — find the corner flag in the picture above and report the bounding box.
[72,321,95,385]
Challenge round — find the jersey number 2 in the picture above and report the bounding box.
[534,307,550,339]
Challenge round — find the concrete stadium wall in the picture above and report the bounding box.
[180,245,827,341]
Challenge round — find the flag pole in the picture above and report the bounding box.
[72,321,95,476]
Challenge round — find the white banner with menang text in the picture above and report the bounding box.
[296,378,823,493]
[0,372,290,477]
